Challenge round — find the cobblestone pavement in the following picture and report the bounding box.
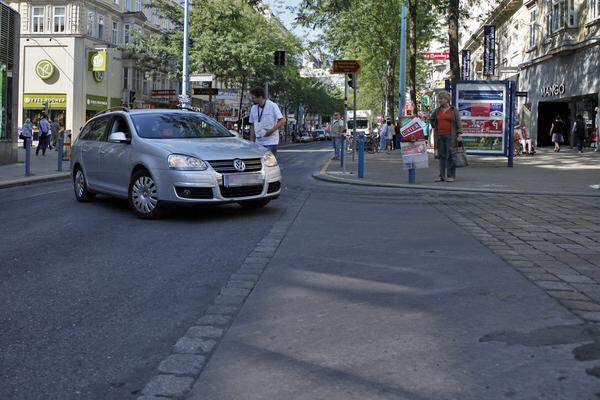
[428,192,600,322]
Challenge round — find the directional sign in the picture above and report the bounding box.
[331,60,361,74]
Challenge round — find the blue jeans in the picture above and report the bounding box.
[264,145,278,156]
[379,134,387,152]
[333,137,341,158]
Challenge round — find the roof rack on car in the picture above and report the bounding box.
[93,106,130,117]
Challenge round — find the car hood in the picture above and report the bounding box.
[146,137,268,160]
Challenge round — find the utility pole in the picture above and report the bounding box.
[180,0,191,108]
[398,0,407,120]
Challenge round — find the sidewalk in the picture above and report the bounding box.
[318,147,600,196]
[0,143,70,188]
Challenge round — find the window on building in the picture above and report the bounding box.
[53,6,66,33]
[125,0,132,11]
[589,0,600,21]
[123,67,129,90]
[98,15,105,39]
[529,8,538,47]
[32,6,45,33]
[544,0,552,36]
[135,0,142,11]
[123,23,130,44]
[112,21,119,45]
[552,0,567,31]
[568,0,577,26]
[87,12,95,36]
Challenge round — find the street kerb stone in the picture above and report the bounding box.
[186,325,224,339]
[214,294,245,306]
[230,273,260,281]
[142,375,194,397]
[573,311,600,322]
[219,287,251,297]
[534,280,575,291]
[196,314,232,326]
[158,354,206,376]
[205,305,238,315]
[555,274,595,284]
[174,337,216,354]
[560,300,600,312]
[227,280,255,290]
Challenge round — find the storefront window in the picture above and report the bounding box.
[32,6,45,33]
[53,7,66,33]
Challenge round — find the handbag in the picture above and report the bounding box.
[451,141,468,168]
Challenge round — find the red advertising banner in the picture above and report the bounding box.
[400,118,426,141]
[151,89,176,97]
[423,52,450,61]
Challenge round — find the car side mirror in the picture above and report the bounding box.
[108,131,130,144]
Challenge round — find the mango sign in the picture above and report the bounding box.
[400,118,426,141]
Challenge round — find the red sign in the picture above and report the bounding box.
[151,89,176,97]
[400,118,426,141]
[423,52,450,61]
[462,119,504,135]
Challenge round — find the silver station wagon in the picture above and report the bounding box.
[70,108,282,218]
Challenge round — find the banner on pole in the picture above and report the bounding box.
[483,25,496,76]
[400,117,426,141]
[401,141,428,169]
[461,50,471,80]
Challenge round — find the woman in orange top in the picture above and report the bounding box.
[429,91,463,182]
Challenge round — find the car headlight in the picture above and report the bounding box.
[263,151,278,167]
[168,154,208,171]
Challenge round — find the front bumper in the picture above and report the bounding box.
[153,166,282,203]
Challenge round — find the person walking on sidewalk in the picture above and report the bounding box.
[21,118,33,149]
[330,112,344,159]
[378,120,387,153]
[248,87,286,156]
[50,116,61,151]
[549,114,565,152]
[429,91,463,183]
[36,113,51,156]
[572,114,586,154]
[385,119,394,154]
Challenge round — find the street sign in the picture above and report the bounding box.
[193,88,219,96]
[331,60,361,74]
[423,52,449,61]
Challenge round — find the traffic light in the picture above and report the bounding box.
[129,90,136,105]
[274,50,286,66]
[347,74,355,89]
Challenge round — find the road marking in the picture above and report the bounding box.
[278,149,333,153]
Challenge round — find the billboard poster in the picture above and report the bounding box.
[455,82,508,154]
[461,50,471,80]
[401,141,428,169]
[400,117,426,141]
[483,26,496,76]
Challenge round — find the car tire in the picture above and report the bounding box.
[128,170,163,219]
[238,199,270,209]
[73,168,95,202]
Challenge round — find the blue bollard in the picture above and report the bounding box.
[408,167,416,184]
[57,133,63,172]
[358,133,365,178]
[340,136,345,170]
[25,137,31,176]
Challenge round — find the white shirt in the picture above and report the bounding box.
[249,100,284,146]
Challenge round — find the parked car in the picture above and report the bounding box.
[71,109,282,219]
[313,129,326,141]
[298,131,313,142]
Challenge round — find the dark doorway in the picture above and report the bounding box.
[538,101,570,147]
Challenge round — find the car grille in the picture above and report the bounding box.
[208,158,262,174]
[219,185,263,199]
[175,186,214,199]
[267,181,281,193]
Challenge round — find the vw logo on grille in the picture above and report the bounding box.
[233,159,246,172]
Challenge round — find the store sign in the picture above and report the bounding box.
[461,50,471,80]
[23,93,66,109]
[151,89,177,97]
[541,83,565,97]
[93,71,104,83]
[423,52,449,61]
[483,25,496,76]
[35,60,55,80]
[86,94,108,111]
[88,50,107,72]
[455,82,508,155]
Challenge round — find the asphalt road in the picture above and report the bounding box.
[0,140,331,400]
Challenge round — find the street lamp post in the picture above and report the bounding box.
[180,0,191,108]
[398,0,407,120]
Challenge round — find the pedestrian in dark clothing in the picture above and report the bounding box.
[36,114,51,156]
[549,115,565,152]
[429,91,463,182]
[572,114,586,154]
[50,116,61,151]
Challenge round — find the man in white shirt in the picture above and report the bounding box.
[248,87,286,155]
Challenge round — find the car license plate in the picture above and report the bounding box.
[223,173,264,187]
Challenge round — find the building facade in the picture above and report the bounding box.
[0,1,19,165]
[9,0,179,136]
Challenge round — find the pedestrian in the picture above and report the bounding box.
[385,119,393,154]
[248,87,286,156]
[594,107,600,152]
[549,114,565,152]
[330,112,344,159]
[429,91,463,183]
[572,114,586,154]
[393,118,401,150]
[21,118,33,149]
[378,121,387,153]
[36,113,51,156]
[50,116,61,151]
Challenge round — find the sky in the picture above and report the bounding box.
[263,0,321,42]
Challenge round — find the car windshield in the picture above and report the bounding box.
[131,113,234,139]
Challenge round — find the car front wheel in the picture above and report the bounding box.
[73,168,95,202]
[129,170,163,219]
